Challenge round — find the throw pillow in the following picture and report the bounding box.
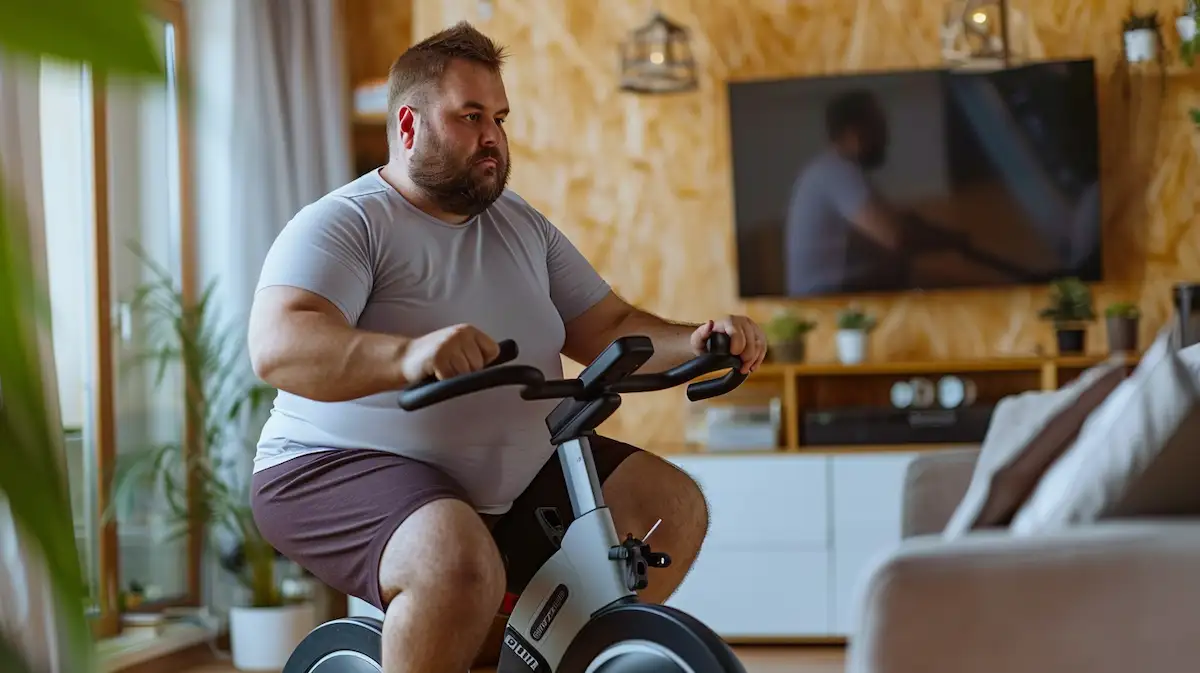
[1011,331,1200,533]
[942,358,1126,539]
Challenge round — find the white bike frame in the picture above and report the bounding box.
[498,435,637,672]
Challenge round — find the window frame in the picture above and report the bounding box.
[87,0,200,639]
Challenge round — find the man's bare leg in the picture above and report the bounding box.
[601,451,709,604]
[379,498,507,673]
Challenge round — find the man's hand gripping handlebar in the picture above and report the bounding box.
[396,332,748,411]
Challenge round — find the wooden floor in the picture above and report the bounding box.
[184,645,845,672]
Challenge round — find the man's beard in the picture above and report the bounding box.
[408,130,511,218]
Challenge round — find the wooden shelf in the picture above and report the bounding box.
[716,352,1139,378]
[662,351,1142,458]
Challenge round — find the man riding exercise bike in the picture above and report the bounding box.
[247,20,767,673]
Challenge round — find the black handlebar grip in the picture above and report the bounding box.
[405,339,520,391]
[706,332,732,354]
[397,338,535,411]
[398,365,544,411]
[686,368,749,401]
[686,332,746,401]
[490,339,520,368]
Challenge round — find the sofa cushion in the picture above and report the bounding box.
[1011,332,1200,533]
[942,357,1126,538]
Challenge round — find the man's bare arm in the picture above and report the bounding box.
[850,201,903,250]
[247,286,413,402]
[561,292,701,373]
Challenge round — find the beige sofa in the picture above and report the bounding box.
[846,445,1200,673]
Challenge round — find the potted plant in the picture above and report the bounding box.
[1038,277,1096,355]
[1180,0,1198,46]
[106,246,312,671]
[1123,9,1162,63]
[764,310,817,362]
[1105,301,1142,353]
[835,305,877,365]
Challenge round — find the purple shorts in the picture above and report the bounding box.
[250,436,641,611]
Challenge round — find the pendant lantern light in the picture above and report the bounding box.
[618,10,698,94]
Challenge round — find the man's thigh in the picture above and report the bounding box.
[251,448,472,612]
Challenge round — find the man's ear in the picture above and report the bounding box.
[396,105,418,150]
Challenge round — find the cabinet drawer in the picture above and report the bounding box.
[670,455,829,548]
[831,453,916,545]
[665,547,831,638]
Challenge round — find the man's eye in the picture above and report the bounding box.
[495,118,506,125]
[465,112,480,121]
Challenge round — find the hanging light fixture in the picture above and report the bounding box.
[618,10,698,94]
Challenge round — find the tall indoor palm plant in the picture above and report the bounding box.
[106,243,279,608]
[0,1,165,671]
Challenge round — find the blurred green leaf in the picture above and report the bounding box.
[0,0,164,78]
[0,630,41,673]
[0,178,94,671]
[0,1,169,671]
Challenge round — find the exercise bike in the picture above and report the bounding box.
[283,333,751,673]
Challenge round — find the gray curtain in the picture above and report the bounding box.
[185,0,352,615]
[189,0,352,329]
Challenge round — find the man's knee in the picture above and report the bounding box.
[659,459,710,546]
[379,498,506,610]
[606,452,709,547]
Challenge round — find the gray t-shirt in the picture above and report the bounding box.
[784,150,884,295]
[252,169,612,514]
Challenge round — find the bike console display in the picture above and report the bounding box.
[397,333,748,443]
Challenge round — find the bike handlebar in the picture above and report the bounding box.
[397,333,748,412]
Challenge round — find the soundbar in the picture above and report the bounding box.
[802,405,995,447]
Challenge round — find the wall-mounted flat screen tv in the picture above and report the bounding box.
[728,58,1103,298]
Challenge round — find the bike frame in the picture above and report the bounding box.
[497,435,637,673]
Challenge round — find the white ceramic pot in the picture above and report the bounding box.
[1179,15,1197,43]
[835,329,867,365]
[229,603,317,671]
[1124,28,1157,62]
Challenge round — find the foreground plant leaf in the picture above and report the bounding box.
[0,1,167,670]
[0,178,94,672]
[0,0,163,77]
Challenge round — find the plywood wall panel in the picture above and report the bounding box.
[397,0,1200,448]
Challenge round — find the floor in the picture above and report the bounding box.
[184,646,846,672]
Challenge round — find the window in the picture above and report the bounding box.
[38,0,197,639]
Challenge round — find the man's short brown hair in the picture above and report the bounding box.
[385,21,508,149]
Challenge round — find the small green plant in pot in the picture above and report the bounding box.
[1180,0,1198,64]
[1122,9,1162,63]
[764,310,817,363]
[1104,301,1141,353]
[835,305,877,365]
[1038,277,1096,355]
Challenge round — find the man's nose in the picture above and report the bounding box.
[479,120,502,146]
